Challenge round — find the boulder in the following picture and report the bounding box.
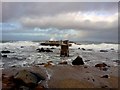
[59,61,68,65]
[81,48,86,51]
[2,55,7,58]
[45,48,53,52]
[95,63,107,68]
[1,50,11,53]
[37,48,53,52]
[72,56,84,65]
[37,48,45,52]
[14,70,45,85]
[100,50,108,52]
[101,75,109,78]
[87,49,93,51]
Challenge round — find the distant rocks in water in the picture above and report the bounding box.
[72,56,84,65]
[84,60,90,62]
[113,60,120,65]
[100,50,108,52]
[110,48,114,50]
[87,49,93,51]
[36,48,53,52]
[1,50,11,53]
[51,47,56,49]
[20,46,24,48]
[2,55,7,58]
[95,63,107,68]
[59,61,68,65]
[81,48,86,51]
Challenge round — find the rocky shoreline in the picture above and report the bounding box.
[1,64,119,89]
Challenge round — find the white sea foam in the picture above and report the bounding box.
[0,41,119,68]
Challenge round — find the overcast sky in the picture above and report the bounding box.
[1,2,118,42]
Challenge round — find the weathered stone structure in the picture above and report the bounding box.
[60,40,69,57]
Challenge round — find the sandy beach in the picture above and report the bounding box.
[1,64,119,89]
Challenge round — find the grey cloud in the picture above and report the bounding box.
[2,2,118,22]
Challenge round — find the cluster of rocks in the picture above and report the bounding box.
[1,50,13,58]
[2,70,45,90]
[36,48,53,52]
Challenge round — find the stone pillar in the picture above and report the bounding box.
[60,40,69,57]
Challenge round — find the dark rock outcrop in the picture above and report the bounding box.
[2,55,7,58]
[101,75,109,78]
[72,56,84,65]
[95,63,107,68]
[100,50,108,52]
[81,48,86,51]
[14,70,45,84]
[1,50,11,53]
[59,61,68,65]
[36,48,53,52]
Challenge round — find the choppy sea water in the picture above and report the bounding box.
[0,41,119,69]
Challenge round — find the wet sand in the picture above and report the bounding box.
[1,65,119,89]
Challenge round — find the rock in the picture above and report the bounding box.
[78,48,80,49]
[20,46,24,48]
[100,50,108,52]
[37,63,45,65]
[84,60,90,62]
[2,55,7,58]
[95,63,107,68]
[37,48,45,52]
[44,61,54,67]
[51,47,56,49]
[45,48,53,52]
[72,56,84,65]
[59,61,68,65]
[110,48,114,50]
[113,60,120,65]
[87,49,93,51]
[101,85,108,88]
[37,48,53,52]
[2,75,16,90]
[34,85,45,90]
[14,70,45,85]
[102,67,108,71]
[81,48,86,51]
[1,50,11,53]
[101,75,109,78]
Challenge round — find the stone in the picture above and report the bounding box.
[95,63,107,68]
[45,48,53,52]
[2,75,16,90]
[1,50,11,53]
[81,48,86,51]
[72,56,84,65]
[78,48,80,49]
[87,49,93,51]
[100,50,108,52]
[2,55,7,58]
[59,61,68,65]
[101,75,109,78]
[14,70,45,85]
[34,85,45,90]
[51,47,56,49]
[36,48,45,52]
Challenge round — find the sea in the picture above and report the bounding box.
[0,41,119,69]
